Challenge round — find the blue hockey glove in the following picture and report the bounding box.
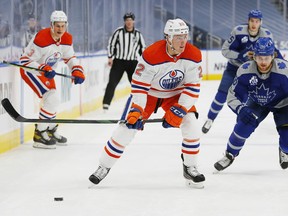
[238,106,258,126]
[71,65,85,84]
[39,64,56,79]
[237,50,250,63]
[162,103,187,128]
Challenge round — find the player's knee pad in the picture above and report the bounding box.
[278,126,288,152]
[42,89,60,114]
[181,112,201,139]
[111,124,137,147]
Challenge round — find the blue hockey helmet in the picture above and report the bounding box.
[248,9,263,20]
[254,37,275,56]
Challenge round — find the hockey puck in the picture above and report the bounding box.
[54,197,64,201]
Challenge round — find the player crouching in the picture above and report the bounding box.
[214,37,288,172]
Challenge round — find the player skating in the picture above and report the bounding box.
[89,18,205,188]
[202,9,283,134]
[214,37,288,171]
[20,11,85,149]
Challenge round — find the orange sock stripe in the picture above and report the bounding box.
[104,146,120,158]
[183,138,200,143]
[111,138,125,149]
[182,149,199,155]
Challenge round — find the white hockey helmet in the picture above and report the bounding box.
[50,10,68,23]
[164,18,189,40]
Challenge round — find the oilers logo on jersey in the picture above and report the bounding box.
[46,52,62,67]
[159,70,184,90]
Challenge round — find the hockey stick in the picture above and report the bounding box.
[1,98,163,124]
[1,60,75,79]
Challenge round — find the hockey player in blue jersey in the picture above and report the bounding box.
[214,37,288,171]
[202,9,283,134]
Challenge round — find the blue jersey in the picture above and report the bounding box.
[221,24,283,67]
[228,58,288,113]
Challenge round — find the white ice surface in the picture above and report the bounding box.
[0,81,287,216]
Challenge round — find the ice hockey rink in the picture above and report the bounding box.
[0,80,287,216]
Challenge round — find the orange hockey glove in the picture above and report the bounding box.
[71,65,85,84]
[162,103,188,128]
[126,103,144,130]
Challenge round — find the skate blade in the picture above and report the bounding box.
[213,169,221,174]
[33,143,56,149]
[185,180,204,189]
[56,143,68,146]
[88,183,97,189]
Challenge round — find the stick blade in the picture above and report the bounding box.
[1,98,26,122]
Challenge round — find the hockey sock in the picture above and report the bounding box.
[207,91,227,120]
[279,126,288,153]
[100,138,125,168]
[181,138,200,167]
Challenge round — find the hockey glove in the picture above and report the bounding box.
[39,64,56,79]
[237,50,250,63]
[126,103,144,130]
[71,65,85,84]
[162,103,188,128]
[237,106,258,126]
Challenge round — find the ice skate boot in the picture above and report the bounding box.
[214,151,235,171]
[279,148,288,169]
[48,124,67,145]
[183,164,205,189]
[33,125,56,149]
[89,165,111,185]
[202,119,213,134]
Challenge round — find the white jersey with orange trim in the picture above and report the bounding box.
[20,28,79,71]
[131,40,203,110]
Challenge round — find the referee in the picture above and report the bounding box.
[103,12,146,111]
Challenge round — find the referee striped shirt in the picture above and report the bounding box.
[107,27,146,60]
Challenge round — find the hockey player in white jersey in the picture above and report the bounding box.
[20,11,85,149]
[89,18,205,188]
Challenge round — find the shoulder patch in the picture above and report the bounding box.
[142,40,171,65]
[180,43,202,63]
[60,32,72,45]
[33,28,54,47]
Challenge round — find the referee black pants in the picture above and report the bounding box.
[103,59,138,106]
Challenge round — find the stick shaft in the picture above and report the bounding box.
[2,61,74,79]
[1,98,163,124]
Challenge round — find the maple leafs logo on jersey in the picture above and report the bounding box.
[248,83,276,106]
[278,62,287,70]
[159,70,184,90]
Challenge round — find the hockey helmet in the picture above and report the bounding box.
[123,12,135,21]
[50,10,68,23]
[254,37,275,56]
[164,18,189,40]
[248,9,263,20]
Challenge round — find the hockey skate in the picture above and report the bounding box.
[279,148,288,169]
[89,165,111,185]
[202,119,213,134]
[214,151,235,172]
[183,164,205,189]
[33,126,56,149]
[47,124,67,145]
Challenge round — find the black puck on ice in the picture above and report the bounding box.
[54,197,64,201]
